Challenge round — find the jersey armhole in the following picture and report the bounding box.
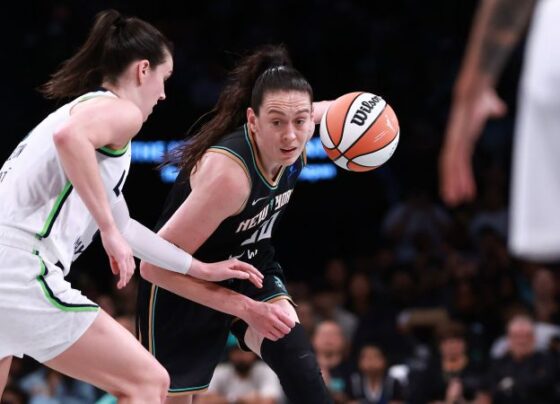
[69,92,129,154]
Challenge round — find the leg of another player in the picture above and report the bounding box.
[45,310,170,403]
[0,355,12,396]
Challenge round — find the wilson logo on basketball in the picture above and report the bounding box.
[350,95,382,126]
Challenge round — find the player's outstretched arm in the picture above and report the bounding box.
[189,258,263,287]
[138,150,294,340]
[140,262,294,341]
[111,196,263,287]
[55,98,143,288]
[439,0,535,205]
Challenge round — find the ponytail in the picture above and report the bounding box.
[173,44,312,175]
[40,9,173,100]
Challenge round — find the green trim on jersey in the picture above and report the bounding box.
[168,384,211,394]
[97,142,130,157]
[76,94,103,104]
[243,125,285,190]
[149,286,209,395]
[33,251,99,312]
[36,181,73,239]
[150,285,160,356]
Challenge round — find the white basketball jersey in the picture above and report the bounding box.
[0,90,131,273]
[509,0,560,261]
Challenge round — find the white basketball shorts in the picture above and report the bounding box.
[0,232,99,363]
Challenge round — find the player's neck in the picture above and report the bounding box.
[249,128,283,181]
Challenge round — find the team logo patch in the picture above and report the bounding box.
[272,276,287,292]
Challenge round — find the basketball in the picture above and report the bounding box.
[319,92,400,172]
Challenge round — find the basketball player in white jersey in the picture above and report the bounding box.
[439,0,560,261]
[0,9,275,403]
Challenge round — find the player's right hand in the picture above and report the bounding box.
[100,225,136,289]
[242,301,295,341]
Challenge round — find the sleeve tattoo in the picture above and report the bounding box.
[479,0,537,79]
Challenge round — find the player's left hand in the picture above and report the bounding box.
[440,87,506,206]
[188,258,264,288]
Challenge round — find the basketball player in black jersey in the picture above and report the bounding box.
[137,45,333,403]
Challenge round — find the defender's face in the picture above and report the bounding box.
[140,52,173,120]
[249,90,314,167]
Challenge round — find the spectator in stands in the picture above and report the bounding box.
[313,320,352,403]
[346,344,405,404]
[480,315,557,404]
[408,321,484,404]
[197,346,282,404]
[381,188,451,264]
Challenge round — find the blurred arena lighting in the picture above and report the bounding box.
[131,137,337,183]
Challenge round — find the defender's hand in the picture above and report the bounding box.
[100,225,136,289]
[189,258,264,288]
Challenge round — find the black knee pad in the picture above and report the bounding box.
[260,323,333,404]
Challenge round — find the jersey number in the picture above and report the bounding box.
[113,170,126,197]
[241,211,280,246]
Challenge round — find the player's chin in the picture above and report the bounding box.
[142,110,152,122]
[279,147,299,164]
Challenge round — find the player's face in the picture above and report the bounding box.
[139,51,173,121]
[249,90,314,168]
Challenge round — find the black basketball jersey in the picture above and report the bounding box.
[156,124,306,270]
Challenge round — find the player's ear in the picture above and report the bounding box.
[247,107,257,132]
[137,60,150,85]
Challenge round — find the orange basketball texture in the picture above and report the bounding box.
[320,92,400,172]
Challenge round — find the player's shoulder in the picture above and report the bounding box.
[189,148,251,215]
[71,96,143,133]
[195,151,251,193]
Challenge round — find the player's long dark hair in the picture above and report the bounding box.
[172,44,313,175]
[40,9,173,100]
